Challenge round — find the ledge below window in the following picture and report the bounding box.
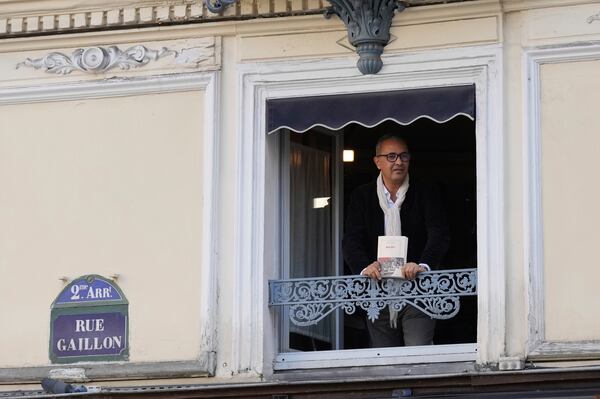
[275,343,477,371]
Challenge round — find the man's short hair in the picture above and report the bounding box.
[375,134,409,155]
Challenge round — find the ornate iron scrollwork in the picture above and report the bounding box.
[269,269,477,326]
[325,0,405,74]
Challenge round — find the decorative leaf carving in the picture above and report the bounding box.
[17,45,177,75]
[325,0,406,74]
[204,0,239,13]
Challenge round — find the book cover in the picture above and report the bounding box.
[377,236,408,278]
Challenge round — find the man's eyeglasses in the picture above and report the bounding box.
[376,152,411,163]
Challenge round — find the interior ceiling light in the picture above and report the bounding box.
[343,150,355,162]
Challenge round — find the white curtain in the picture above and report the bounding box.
[289,142,333,346]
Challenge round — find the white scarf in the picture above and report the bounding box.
[376,172,409,328]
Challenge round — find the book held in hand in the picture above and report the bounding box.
[377,235,408,278]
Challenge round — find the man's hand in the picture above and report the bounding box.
[403,262,426,280]
[361,261,382,280]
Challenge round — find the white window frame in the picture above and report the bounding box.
[525,42,600,360]
[233,44,505,375]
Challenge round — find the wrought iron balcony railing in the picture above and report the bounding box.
[269,269,477,326]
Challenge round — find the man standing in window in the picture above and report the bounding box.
[343,134,450,347]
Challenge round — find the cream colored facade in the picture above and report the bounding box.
[2,0,600,392]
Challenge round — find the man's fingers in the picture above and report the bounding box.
[371,267,381,280]
[403,264,426,280]
[365,263,382,280]
[403,264,414,280]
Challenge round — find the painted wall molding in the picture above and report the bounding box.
[3,37,220,86]
[524,41,600,361]
[14,42,218,75]
[0,0,325,37]
[0,71,221,377]
[0,0,505,38]
[16,45,176,75]
[502,0,600,12]
[0,70,214,104]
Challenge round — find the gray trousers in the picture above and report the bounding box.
[366,305,435,347]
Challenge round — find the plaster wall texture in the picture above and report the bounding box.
[502,1,600,358]
[214,34,239,378]
[1,0,600,387]
[502,9,527,359]
[237,15,499,61]
[0,91,205,367]
[540,59,600,341]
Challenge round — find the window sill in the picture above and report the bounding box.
[274,343,476,370]
[273,358,479,384]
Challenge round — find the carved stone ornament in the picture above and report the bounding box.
[269,269,477,326]
[16,45,176,75]
[588,11,600,24]
[204,0,239,14]
[325,0,406,74]
[201,0,404,75]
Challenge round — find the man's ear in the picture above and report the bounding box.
[373,156,380,169]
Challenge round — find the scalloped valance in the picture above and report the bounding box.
[266,84,475,134]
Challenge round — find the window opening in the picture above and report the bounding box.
[278,115,477,352]
[342,118,477,348]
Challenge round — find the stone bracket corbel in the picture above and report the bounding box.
[325,0,406,74]
[202,0,406,75]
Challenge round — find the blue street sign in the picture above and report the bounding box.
[52,312,127,358]
[55,276,122,305]
[50,275,129,363]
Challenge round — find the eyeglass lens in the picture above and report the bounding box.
[385,152,410,162]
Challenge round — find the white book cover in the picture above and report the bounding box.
[377,235,408,278]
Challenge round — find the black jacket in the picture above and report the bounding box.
[342,179,450,275]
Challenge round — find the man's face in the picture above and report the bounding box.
[373,138,410,186]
